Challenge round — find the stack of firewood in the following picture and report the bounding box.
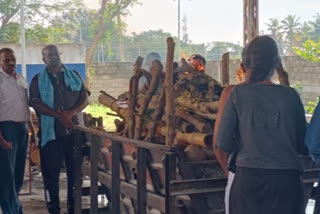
[96,37,225,161]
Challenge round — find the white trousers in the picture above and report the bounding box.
[224,171,235,214]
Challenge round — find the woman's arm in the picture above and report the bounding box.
[213,86,235,175]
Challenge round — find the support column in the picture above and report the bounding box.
[243,0,259,46]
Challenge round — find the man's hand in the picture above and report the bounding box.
[0,136,12,150]
[56,110,74,129]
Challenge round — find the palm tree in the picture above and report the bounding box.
[281,14,302,55]
[300,22,313,42]
[309,13,320,41]
[266,18,282,37]
[265,18,284,55]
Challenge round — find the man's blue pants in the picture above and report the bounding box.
[0,121,28,214]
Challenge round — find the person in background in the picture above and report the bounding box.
[0,48,36,214]
[215,36,307,214]
[188,54,206,72]
[138,52,162,92]
[29,45,89,214]
[213,47,247,214]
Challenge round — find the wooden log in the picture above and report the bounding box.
[134,60,163,140]
[175,96,219,113]
[98,92,129,120]
[178,119,195,133]
[146,88,166,142]
[193,111,217,121]
[137,93,161,110]
[114,119,125,133]
[200,102,220,113]
[175,109,210,133]
[222,52,230,86]
[157,126,212,147]
[184,145,208,161]
[128,56,144,138]
[165,37,176,146]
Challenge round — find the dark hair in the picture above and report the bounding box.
[192,54,206,66]
[0,48,14,55]
[242,35,280,83]
[42,45,59,56]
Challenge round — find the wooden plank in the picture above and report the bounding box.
[165,152,177,214]
[177,156,208,213]
[111,141,121,214]
[170,178,227,196]
[81,186,107,196]
[73,131,83,214]
[82,165,166,212]
[75,126,173,152]
[137,148,147,214]
[221,52,230,86]
[90,135,100,214]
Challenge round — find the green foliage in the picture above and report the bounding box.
[305,97,319,114]
[294,40,320,62]
[26,25,72,43]
[206,41,242,60]
[0,0,84,42]
[85,103,120,132]
[0,23,20,42]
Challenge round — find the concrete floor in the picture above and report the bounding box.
[0,171,316,214]
[20,173,69,214]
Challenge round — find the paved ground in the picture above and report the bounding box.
[0,171,316,214]
[20,173,69,214]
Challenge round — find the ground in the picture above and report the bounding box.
[17,173,317,214]
[20,173,69,214]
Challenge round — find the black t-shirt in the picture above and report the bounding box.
[29,70,88,137]
[217,84,307,171]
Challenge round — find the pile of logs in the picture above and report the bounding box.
[97,37,224,161]
[96,37,291,162]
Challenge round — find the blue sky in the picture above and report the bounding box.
[86,0,320,44]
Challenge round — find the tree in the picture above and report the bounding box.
[85,0,139,85]
[294,39,320,62]
[300,22,313,43]
[309,13,320,41]
[265,18,284,54]
[206,42,242,60]
[0,0,84,42]
[281,14,301,55]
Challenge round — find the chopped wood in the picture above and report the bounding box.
[128,56,144,138]
[175,109,212,133]
[178,120,195,133]
[134,60,163,140]
[157,126,212,148]
[221,52,230,86]
[146,88,166,142]
[98,92,129,119]
[175,96,219,114]
[164,37,176,146]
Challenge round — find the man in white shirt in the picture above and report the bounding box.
[0,48,35,214]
